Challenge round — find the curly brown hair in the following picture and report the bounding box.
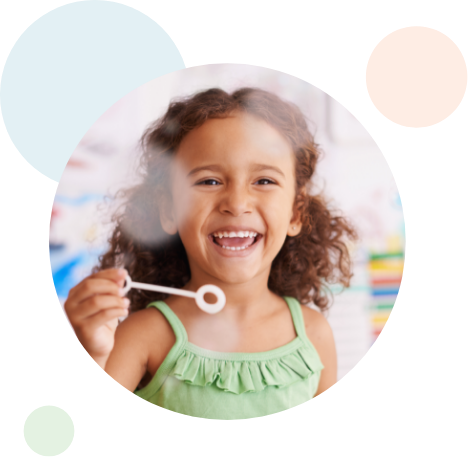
[96,87,357,311]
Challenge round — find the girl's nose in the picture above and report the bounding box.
[219,187,253,217]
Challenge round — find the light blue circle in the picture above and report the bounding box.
[1,1,184,182]
[24,406,74,456]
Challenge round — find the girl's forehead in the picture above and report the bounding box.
[197,111,279,134]
[176,113,295,166]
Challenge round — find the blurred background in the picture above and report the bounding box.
[50,64,404,380]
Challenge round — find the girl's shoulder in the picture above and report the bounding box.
[120,306,175,337]
[300,306,335,354]
[133,306,175,352]
[116,306,176,368]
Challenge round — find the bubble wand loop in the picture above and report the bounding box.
[122,275,226,315]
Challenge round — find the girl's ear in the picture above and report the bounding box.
[159,193,178,235]
[287,188,305,237]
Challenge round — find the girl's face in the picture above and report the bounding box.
[161,112,302,286]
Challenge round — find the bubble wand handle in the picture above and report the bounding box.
[122,275,226,315]
[129,281,196,298]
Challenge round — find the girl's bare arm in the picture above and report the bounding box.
[104,308,176,392]
[85,311,148,405]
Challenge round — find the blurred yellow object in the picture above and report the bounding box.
[368,261,404,273]
[371,314,391,325]
[387,234,404,253]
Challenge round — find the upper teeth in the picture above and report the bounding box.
[212,231,258,238]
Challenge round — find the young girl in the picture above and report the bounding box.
[65,87,356,420]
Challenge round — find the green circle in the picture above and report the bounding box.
[24,406,74,456]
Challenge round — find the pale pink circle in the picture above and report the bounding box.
[367,26,467,127]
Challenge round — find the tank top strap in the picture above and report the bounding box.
[283,296,308,340]
[146,301,188,344]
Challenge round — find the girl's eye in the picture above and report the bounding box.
[197,179,221,186]
[256,178,276,185]
[198,178,275,186]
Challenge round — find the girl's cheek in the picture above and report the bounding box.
[174,193,203,225]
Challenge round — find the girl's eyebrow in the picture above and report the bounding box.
[187,164,286,178]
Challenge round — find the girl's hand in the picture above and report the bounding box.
[64,268,130,369]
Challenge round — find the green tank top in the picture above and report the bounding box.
[134,297,324,420]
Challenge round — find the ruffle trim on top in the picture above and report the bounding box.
[171,344,323,395]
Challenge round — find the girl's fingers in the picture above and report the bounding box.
[67,269,127,300]
[70,294,129,322]
[66,278,125,307]
[83,307,129,334]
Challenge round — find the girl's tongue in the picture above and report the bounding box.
[213,236,256,248]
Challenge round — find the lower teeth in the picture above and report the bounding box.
[213,236,257,251]
[222,246,247,250]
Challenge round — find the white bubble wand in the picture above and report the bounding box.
[121,275,226,315]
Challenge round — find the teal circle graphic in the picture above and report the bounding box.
[24,406,74,456]
[1,1,184,182]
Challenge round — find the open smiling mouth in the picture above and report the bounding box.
[209,230,262,251]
